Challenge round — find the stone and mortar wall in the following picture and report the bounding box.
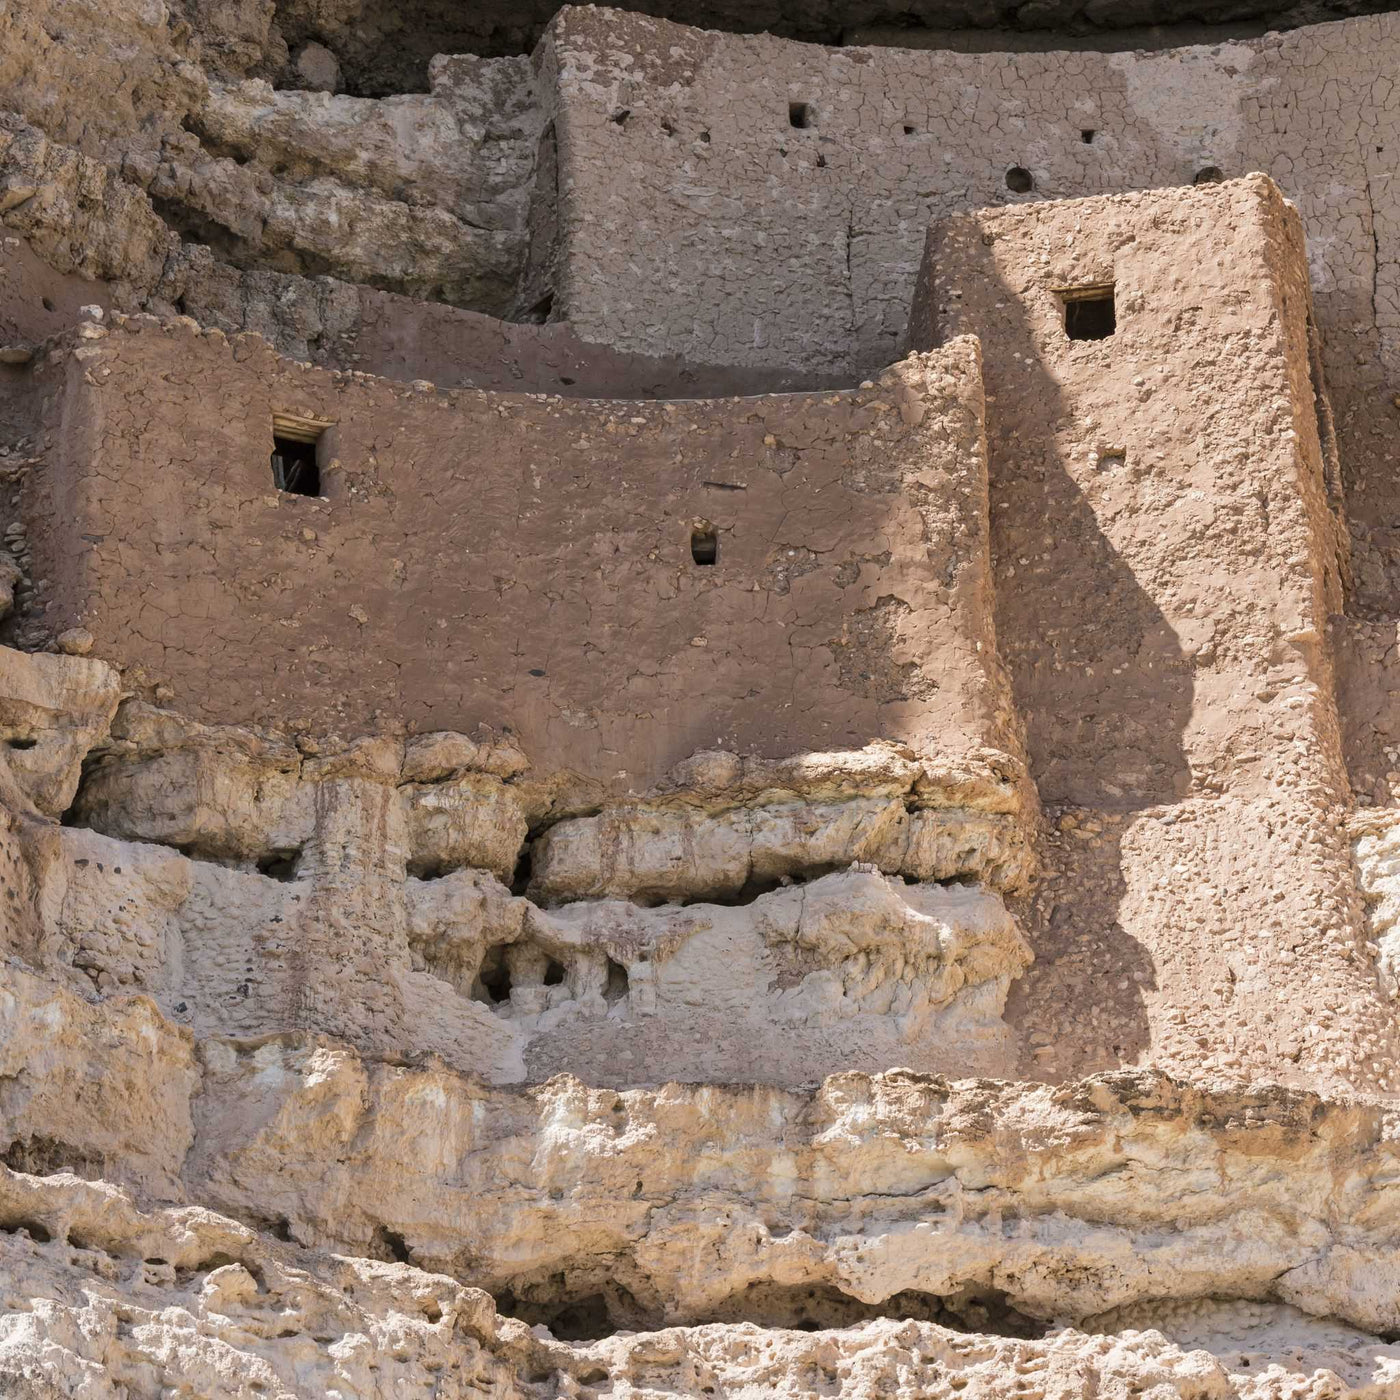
[547,7,1400,381]
[21,318,1017,792]
[916,176,1399,1093]
[544,6,1400,617]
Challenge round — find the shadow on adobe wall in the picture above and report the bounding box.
[933,258,1193,1079]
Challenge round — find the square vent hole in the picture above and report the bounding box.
[1062,286,1116,341]
[271,414,329,495]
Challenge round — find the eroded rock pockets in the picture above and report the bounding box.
[0,647,1035,1085]
[6,1070,1400,1397]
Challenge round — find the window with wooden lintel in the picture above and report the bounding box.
[1060,284,1116,341]
[271,414,330,496]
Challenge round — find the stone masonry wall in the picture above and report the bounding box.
[548,6,1400,383]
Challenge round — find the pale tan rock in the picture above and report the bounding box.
[0,647,120,818]
[294,41,341,92]
[72,701,310,861]
[0,964,196,1199]
[10,1166,1396,1399]
[54,626,94,656]
[402,772,528,884]
[177,1047,1400,1341]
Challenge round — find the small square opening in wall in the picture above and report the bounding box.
[271,414,328,495]
[691,524,718,565]
[788,102,812,129]
[1062,286,1116,341]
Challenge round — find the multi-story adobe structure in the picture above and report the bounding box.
[4,3,1400,1396]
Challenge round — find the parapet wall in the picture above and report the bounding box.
[21,319,1015,793]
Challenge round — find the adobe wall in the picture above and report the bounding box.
[19,318,1013,792]
[548,7,1400,384]
[914,175,1397,1092]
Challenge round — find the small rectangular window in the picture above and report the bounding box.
[271,414,329,496]
[788,102,812,129]
[1062,286,1115,341]
[691,526,718,565]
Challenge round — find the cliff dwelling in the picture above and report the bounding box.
[5,2,1400,1397]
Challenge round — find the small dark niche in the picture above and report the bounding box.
[1064,287,1116,341]
[510,845,533,896]
[1194,165,1225,184]
[604,958,629,1003]
[691,527,718,565]
[1005,166,1033,193]
[543,958,566,987]
[6,737,36,750]
[788,102,812,129]
[474,945,512,1005]
[256,848,302,882]
[1081,129,1096,143]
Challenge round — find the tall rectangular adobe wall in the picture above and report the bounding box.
[914,174,1347,810]
[916,175,1399,1093]
[21,320,1015,793]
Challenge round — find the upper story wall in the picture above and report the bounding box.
[20,318,1014,791]
[547,7,1400,382]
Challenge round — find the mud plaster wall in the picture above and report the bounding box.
[914,178,1400,1094]
[548,6,1400,383]
[22,322,1012,789]
[547,4,1400,629]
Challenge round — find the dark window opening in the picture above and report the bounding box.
[1194,165,1224,184]
[815,153,827,168]
[543,958,566,987]
[256,848,302,882]
[789,102,812,129]
[903,124,916,135]
[7,737,37,751]
[1081,129,1096,143]
[1005,166,1033,193]
[271,433,321,496]
[473,945,512,1005]
[1064,288,1116,341]
[604,958,629,1003]
[691,527,718,565]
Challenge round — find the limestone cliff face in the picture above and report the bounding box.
[4,4,1400,1398]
